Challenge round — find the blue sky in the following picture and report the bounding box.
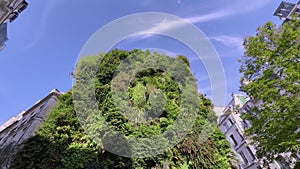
[0,0,296,125]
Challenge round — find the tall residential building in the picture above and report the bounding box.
[0,89,62,169]
[0,0,28,51]
[218,2,300,168]
[274,0,300,22]
[218,94,283,169]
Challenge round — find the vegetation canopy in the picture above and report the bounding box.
[239,19,300,166]
[9,49,232,169]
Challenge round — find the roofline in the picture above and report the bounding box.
[218,111,232,125]
[0,89,63,133]
[22,89,62,117]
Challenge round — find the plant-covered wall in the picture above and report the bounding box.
[9,49,232,169]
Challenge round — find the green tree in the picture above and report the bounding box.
[10,49,233,169]
[239,19,300,165]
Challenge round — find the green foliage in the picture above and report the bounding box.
[10,49,232,169]
[0,142,16,167]
[10,92,101,169]
[239,19,300,164]
[132,82,147,109]
[177,55,191,68]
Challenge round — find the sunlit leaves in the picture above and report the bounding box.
[239,19,300,164]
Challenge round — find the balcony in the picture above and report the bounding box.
[274,1,300,21]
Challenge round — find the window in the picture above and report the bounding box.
[253,145,258,151]
[236,129,244,140]
[1,137,7,145]
[29,111,36,119]
[223,118,234,131]
[22,126,28,132]
[228,118,234,126]
[10,127,17,135]
[223,123,230,131]
[283,3,294,9]
[20,121,27,127]
[29,116,35,122]
[242,119,251,130]
[239,151,248,165]
[275,156,291,169]
[244,105,251,113]
[246,146,256,161]
[39,104,45,110]
[229,134,238,147]
[12,132,17,139]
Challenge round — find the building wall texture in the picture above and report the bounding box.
[274,0,300,22]
[0,0,28,51]
[0,89,62,169]
[218,94,282,169]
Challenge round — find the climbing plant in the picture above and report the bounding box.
[10,49,232,169]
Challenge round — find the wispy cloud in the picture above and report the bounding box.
[133,10,232,40]
[210,35,244,52]
[131,0,273,40]
[25,0,64,49]
[186,10,232,23]
[237,0,273,12]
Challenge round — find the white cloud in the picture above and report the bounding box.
[132,7,251,40]
[186,10,233,23]
[132,0,273,40]
[133,10,232,40]
[211,35,244,51]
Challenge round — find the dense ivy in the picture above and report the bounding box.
[10,49,232,169]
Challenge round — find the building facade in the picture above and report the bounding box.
[274,0,300,22]
[0,0,28,51]
[218,94,283,169]
[0,89,62,169]
[0,23,7,51]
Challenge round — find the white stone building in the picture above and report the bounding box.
[0,0,28,51]
[0,89,62,169]
[0,0,28,24]
[218,94,284,169]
